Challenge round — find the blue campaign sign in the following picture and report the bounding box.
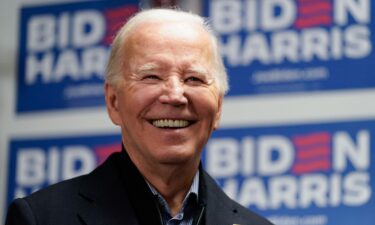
[6,134,121,207]
[17,0,138,113]
[204,0,375,96]
[202,120,375,225]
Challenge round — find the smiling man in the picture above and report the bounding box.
[6,9,273,225]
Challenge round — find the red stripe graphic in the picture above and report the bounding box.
[95,142,122,165]
[298,0,330,3]
[299,2,332,14]
[103,6,138,44]
[294,0,333,29]
[296,146,330,159]
[293,132,330,146]
[295,15,332,28]
[105,6,138,20]
[292,132,331,174]
[292,159,330,174]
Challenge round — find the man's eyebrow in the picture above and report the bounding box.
[136,63,160,73]
[186,65,210,76]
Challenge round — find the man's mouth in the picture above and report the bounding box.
[151,119,192,128]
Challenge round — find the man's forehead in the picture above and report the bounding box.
[120,19,215,75]
[124,20,209,46]
[136,62,209,75]
[136,18,202,30]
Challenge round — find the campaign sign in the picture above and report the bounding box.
[6,134,121,206]
[17,0,138,113]
[204,0,375,95]
[202,120,374,225]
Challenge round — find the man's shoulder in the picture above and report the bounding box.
[226,197,273,225]
[23,174,86,203]
[6,152,125,225]
[16,151,122,208]
[6,174,89,225]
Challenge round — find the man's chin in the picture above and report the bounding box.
[155,151,198,165]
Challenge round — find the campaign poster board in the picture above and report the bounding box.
[17,0,138,113]
[6,134,121,206]
[204,0,375,95]
[203,119,374,225]
[6,120,374,225]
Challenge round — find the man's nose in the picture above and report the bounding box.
[159,77,188,106]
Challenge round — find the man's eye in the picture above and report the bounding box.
[143,75,160,80]
[185,76,204,83]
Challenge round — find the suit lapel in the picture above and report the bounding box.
[202,170,239,225]
[115,150,163,225]
[76,150,162,225]
[77,152,139,225]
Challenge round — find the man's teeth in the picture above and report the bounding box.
[152,119,190,128]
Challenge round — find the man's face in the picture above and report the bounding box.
[106,21,222,168]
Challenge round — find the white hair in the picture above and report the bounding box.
[105,8,229,95]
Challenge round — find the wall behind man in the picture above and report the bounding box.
[1,0,375,224]
[204,1,375,224]
[0,0,117,222]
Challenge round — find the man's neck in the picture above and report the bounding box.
[147,171,199,217]
[129,153,200,216]
[148,165,198,216]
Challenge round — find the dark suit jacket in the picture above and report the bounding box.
[6,149,273,225]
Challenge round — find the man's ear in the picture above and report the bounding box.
[105,83,122,126]
[213,96,223,130]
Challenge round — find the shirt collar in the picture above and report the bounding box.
[147,170,199,198]
[146,170,199,214]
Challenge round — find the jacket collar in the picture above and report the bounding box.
[77,144,239,225]
[116,147,164,225]
[77,151,139,225]
[77,146,166,225]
